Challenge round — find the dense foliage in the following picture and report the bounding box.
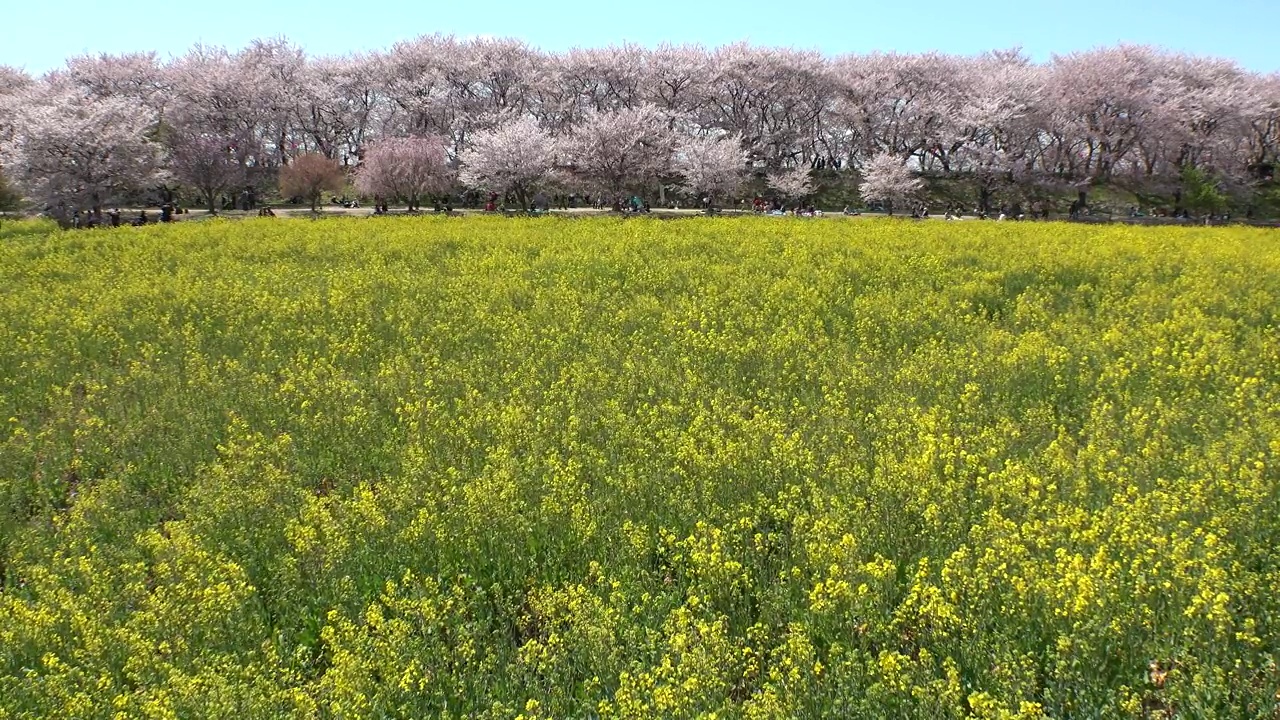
[1,217,1278,718]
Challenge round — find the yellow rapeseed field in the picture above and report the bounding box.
[0,216,1277,718]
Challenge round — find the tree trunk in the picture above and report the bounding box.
[51,205,73,229]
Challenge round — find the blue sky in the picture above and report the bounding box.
[4,0,1277,73]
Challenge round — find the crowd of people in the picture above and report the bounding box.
[67,203,186,228]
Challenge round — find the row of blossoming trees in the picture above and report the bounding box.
[1,36,1279,222]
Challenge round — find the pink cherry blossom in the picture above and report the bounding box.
[355,135,452,210]
[674,133,747,203]
[859,152,922,214]
[458,117,557,209]
[7,86,159,223]
[560,104,675,197]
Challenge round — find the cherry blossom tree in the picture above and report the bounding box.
[0,64,32,123]
[0,65,30,94]
[458,117,557,210]
[0,65,31,152]
[554,44,646,116]
[674,133,746,208]
[383,34,454,141]
[561,104,674,200]
[642,44,711,120]
[167,130,248,213]
[235,38,309,167]
[1044,45,1161,206]
[951,52,1047,212]
[859,152,922,214]
[166,45,264,173]
[831,52,964,164]
[447,37,541,129]
[354,135,451,211]
[704,45,830,169]
[768,167,813,204]
[64,52,171,126]
[0,69,31,215]
[1130,54,1255,209]
[298,53,395,164]
[7,88,159,225]
[1243,73,1280,177]
[383,34,503,159]
[279,153,345,213]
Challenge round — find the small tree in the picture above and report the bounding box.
[0,165,23,229]
[769,168,813,206]
[674,133,746,211]
[859,153,922,215]
[280,153,345,213]
[1181,165,1228,218]
[168,130,246,214]
[0,166,21,212]
[355,135,451,211]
